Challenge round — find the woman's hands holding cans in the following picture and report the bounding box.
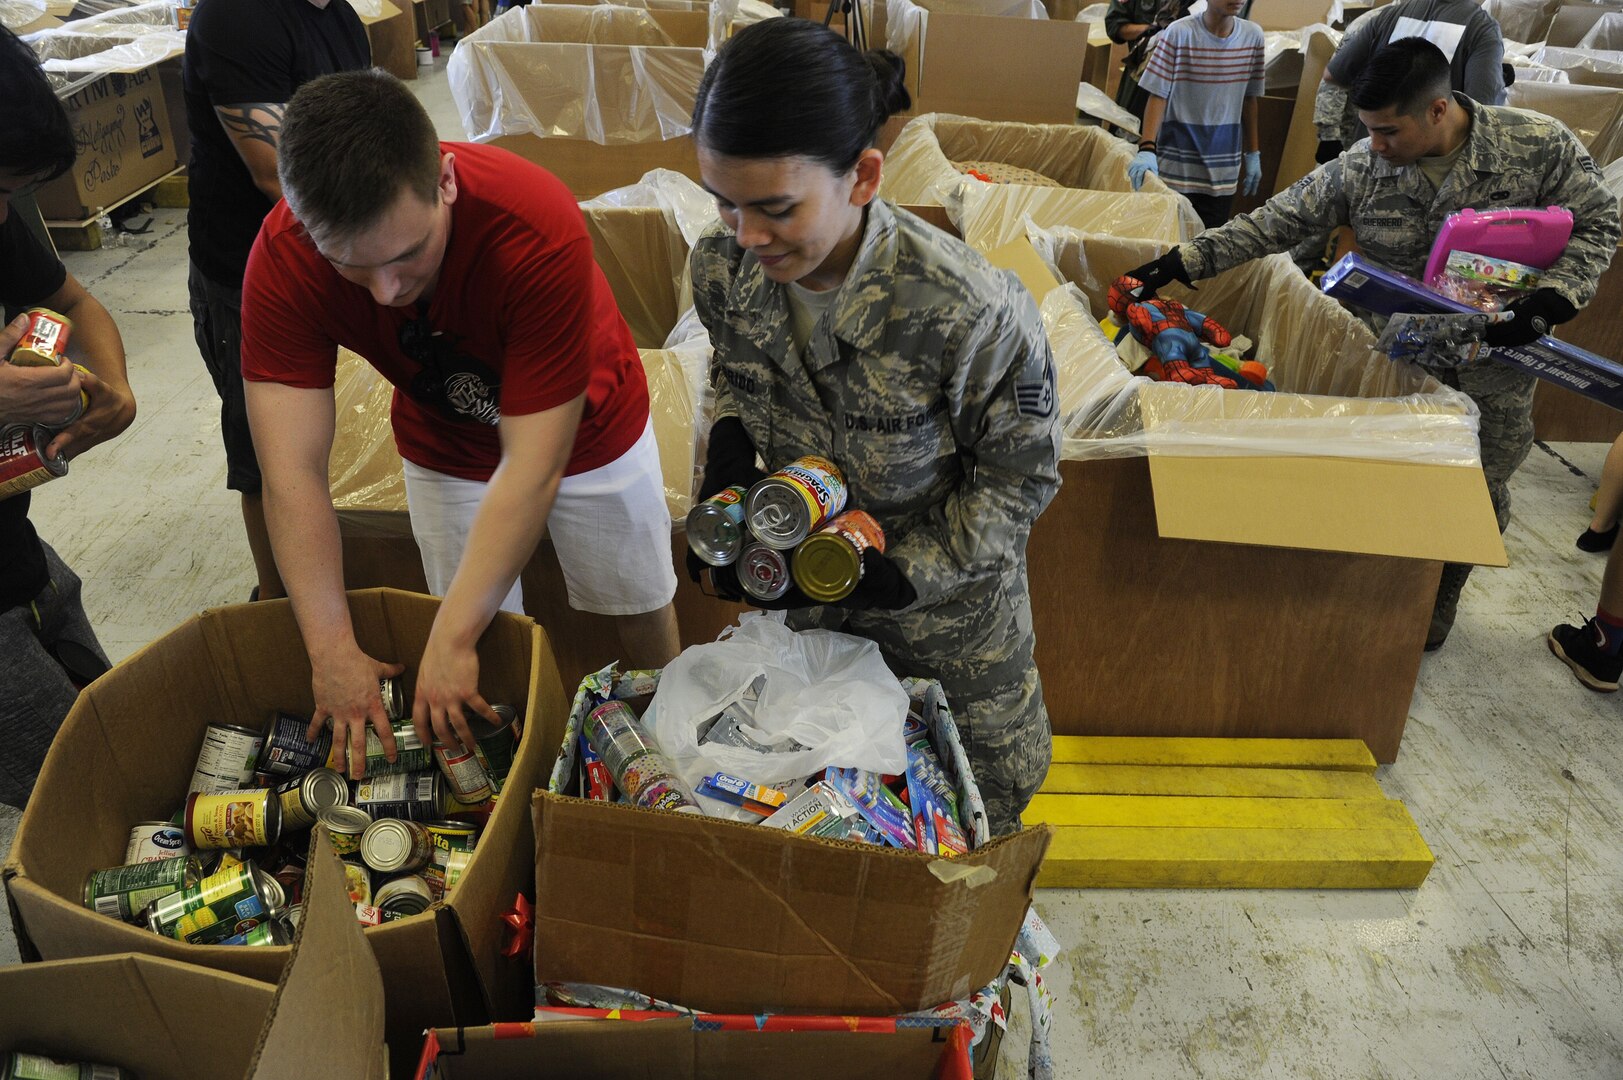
[310,646,407,780]
[413,626,502,758]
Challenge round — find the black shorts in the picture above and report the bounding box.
[188,261,261,494]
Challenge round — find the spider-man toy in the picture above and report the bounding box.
[1107,275,1272,390]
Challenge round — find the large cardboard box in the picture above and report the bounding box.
[1508,79,1623,165]
[0,832,386,1080]
[449,5,708,197]
[362,0,420,81]
[35,63,180,221]
[2,590,565,1079]
[885,0,1090,123]
[415,1020,972,1078]
[1547,1,1623,46]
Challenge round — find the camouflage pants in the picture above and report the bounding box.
[1429,362,1537,631]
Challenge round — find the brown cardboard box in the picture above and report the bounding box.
[456,6,708,197]
[2,589,564,1079]
[1248,0,1337,30]
[414,1020,972,1078]
[1547,1,1623,46]
[0,832,386,1080]
[35,63,180,221]
[364,0,420,81]
[531,793,1049,1014]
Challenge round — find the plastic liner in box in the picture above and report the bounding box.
[1,0,46,31]
[957,184,1196,249]
[1533,42,1623,75]
[1580,10,1623,49]
[1508,78,1623,163]
[1481,0,1560,44]
[448,4,706,145]
[580,166,719,325]
[26,0,183,100]
[1023,223,1484,466]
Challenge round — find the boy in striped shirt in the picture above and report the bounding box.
[1127,0,1264,230]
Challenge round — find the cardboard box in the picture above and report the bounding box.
[417,0,455,36]
[2,589,564,1079]
[886,0,1090,123]
[1547,1,1623,46]
[1507,79,1623,165]
[0,832,386,1080]
[452,6,708,197]
[1249,0,1337,30]
[35,63,180,221]
[363,0,420,81]
[415,1019,972,1078]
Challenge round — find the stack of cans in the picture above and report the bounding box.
[686,455,888,604]
[80,674,524,938]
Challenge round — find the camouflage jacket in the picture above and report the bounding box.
[1181,95,1622,309]
[690,198,1062,610]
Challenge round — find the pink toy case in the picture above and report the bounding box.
[1423,206,1574,283]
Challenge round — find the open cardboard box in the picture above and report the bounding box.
[2,589,565,1079]
[448,5,708,197]
[415,1019,972,1078]
[358,0,419,81]
[1508,79,1623,164]
[884,0,1090,123]
[0,832,385,1080]
[981,233,1505,761]
[1547,1,1623,46]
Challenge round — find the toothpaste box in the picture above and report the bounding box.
[1320,253,1623,410]
[761,781,859,840]
[699,773,790,816]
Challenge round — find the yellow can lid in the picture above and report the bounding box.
[793,532,861,603]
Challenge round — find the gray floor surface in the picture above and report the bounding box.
[2,56,1620,1080]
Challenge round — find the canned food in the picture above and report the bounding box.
[186,723,266,796]
[381,675,406,722]
[275,767,349,831]
[184,789,281,849]
[471,705,520,794]
[355,770,446,821]
[317,805,372,857]
[360,818,433,875]
[737,541,792,602]
[433,736,492,804]
[423,820,478,898]
[329,719,432,778]
[0,424,67,502]
[686,484,750,566]
[285,903,303,932]
[354,903,415,925]
[373,873,434,917]
[82,855,201,922]
[9,308,71,366]
[342,861,372,907]
[219,918,292,947]
[145,863,285,945]
[257,711,332,780]
[0,1052,130,1080]
[792,509,888,603]
[441,848,473,896]
[744,455,847,549]
[125,821,190,864]
[442,797,495,828]
[585,700,701,814]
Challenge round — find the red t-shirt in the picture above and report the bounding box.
[241,141,647,479]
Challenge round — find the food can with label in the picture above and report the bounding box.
[744,455,847,549]
[585,700,701,814]
[355,770,445,821]
[257,711,332,780]
[737,541,792,602]
[360,817,433,875]
[330,719,433,778]
[184,789,281,849]
[144,863,286,945]
[219,918,292,947]
[686,483,750,566]
[186,723,266,795]
[342,861,373,907]
[125,821,191,864]
[471,705,519,794]
[1,1052,131,1080]
[0,425,67,502]
[423,820,478,898]
[82,854,201,922]
[432,735,492,804]
[791,509,888,603]
[373,873,434,917]
[284,903,303,932]
[380,675,406,722]
[9,308,71,367]
[317,804,371,858]
[275,767,349,831]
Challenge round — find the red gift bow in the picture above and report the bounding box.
[500,894,534,960]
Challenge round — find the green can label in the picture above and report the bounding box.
[148,865,272,945]
[83,856,192,921]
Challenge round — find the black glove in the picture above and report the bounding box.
[1485,288,1578,348]
[1314,139,1342,165]
[835,548,918,611]
[699,416,765,501]
[1123,249,1193,300]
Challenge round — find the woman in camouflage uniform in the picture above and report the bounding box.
[683,18,1063,836]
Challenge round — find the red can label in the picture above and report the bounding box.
[820,509,886,556]
[0,425,64,500]
[11,308,70,366]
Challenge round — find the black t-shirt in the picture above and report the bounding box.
[184,0,369,287]
[0,212,68,612]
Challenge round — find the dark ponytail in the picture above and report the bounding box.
[692,18,912,173]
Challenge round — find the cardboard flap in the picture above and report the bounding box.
[916,14,1088,123]
[531,791,1050,1014]
[249,832,387,1080]
[1146,454,1509,566]
[983,237,1061,300]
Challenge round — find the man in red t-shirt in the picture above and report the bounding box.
[241,70,678,772]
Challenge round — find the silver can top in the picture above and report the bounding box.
[318,804,372,835]
[300,768,350,813]
[361,818,424,874]
[745,479,813,550]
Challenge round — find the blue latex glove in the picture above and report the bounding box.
[1128,150,1158,191]
[1241,150,1262,196]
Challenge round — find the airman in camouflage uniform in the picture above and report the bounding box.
[691,197,1063,836]
[1170,94,1621,641]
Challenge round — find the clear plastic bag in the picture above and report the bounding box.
[643,614,911,793]
[1579,10,1623,50]
[0,0,47,32]
[26,0,184,100]
[1481,0,1560,44]
[1508,79,1623,165]
[1532,43,1623,78]
[958,185,1197,248]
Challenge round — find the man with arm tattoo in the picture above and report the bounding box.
[182,0,369,603]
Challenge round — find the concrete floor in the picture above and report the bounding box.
[3,56,1622,1080]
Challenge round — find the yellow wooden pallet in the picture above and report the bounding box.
[1027,737,1432,889]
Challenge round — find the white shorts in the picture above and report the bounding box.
[402,419,678,617]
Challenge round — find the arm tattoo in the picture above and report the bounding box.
[215,103,285,150]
